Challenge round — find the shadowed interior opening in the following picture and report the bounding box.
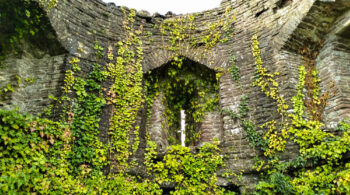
[145,57,220,147]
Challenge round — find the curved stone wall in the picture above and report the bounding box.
[1,0,349,190]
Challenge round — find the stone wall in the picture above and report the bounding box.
[0,53,66,114]
[0,7,67,114]
[145,58,223,148]
[317,10,350,128]
[1,0,349,191]
[147,91,169,152]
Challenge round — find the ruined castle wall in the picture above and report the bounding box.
[1,0,349,189]
[146,92,169,151]
[0,52,66,114]
[317,10,350,128]
[212,0,318,175]
[0,5,68,115]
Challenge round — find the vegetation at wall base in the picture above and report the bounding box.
[251,34,350,195]
[0,1,234,194]
[1,1,350,194]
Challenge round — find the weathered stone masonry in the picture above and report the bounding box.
[1,0,349,190]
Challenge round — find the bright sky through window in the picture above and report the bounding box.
[180,110,186,146]
[102,0,222,15]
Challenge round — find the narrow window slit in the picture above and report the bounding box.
[180,110,186,146]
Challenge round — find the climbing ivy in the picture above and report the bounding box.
[228,50,240,82]
[145,7,235,146]
[0,75,36,102]
[0,0,59,102]
[157,7,235,55]
[251,34,289,157]
[2,1,349,194]
[0,3,242,193]
[0,4,160,193]
[251,34,350,194]
[0,108,162,194]
[145,141,226,194]
[11,1,350,194]
[0,0,57,65]
[0,84,16,102]
[145,58,220,146]
[101,7,145,172]
[224,95,268,151]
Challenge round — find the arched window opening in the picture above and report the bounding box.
[145,57,221,149]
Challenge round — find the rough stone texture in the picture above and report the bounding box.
[147,92,169,151]
[0,17,67,115]
[145,58,222,148]
[199,110,224,145]
[1,0,349,190]
[317,10,350,128]
[0,53,66,114]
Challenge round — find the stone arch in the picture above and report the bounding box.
[0,0,68,114]
[144,55,224,151]
[142,47,226,73]
[270,1,350,124]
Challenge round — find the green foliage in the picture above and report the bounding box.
[34,0,58,9]
[69,57,81,72]
[24,77,35,84]
[0,0,56,95]
[291,65,306,119]
[0,2,242,194]
[94,43,104,58]
[0,108,233,194]
[224,94,267,151]
[274,156,307,172]
[63,70,74,93]
[157,7,235,56]
[147,142,226,194]
[0,109,162,194]
[144,31,153,44]
[0,109,70,194]
[251,34,350,194]
[68,62,107,174]
[224,108,239,120]
[105,7,145,170]
[251,34,289,157]
[0,84,15,101]
[251,35,288,115]
[0,6,160,193]
[0,74,37,102]
[145,57,220,146]
[254,172,294,195]
[238,95,249,117]
[242,120,267,150]
[3,1,349,194]
[288,119,350,194]
[228,50,240,82]
[0,0,57,63]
